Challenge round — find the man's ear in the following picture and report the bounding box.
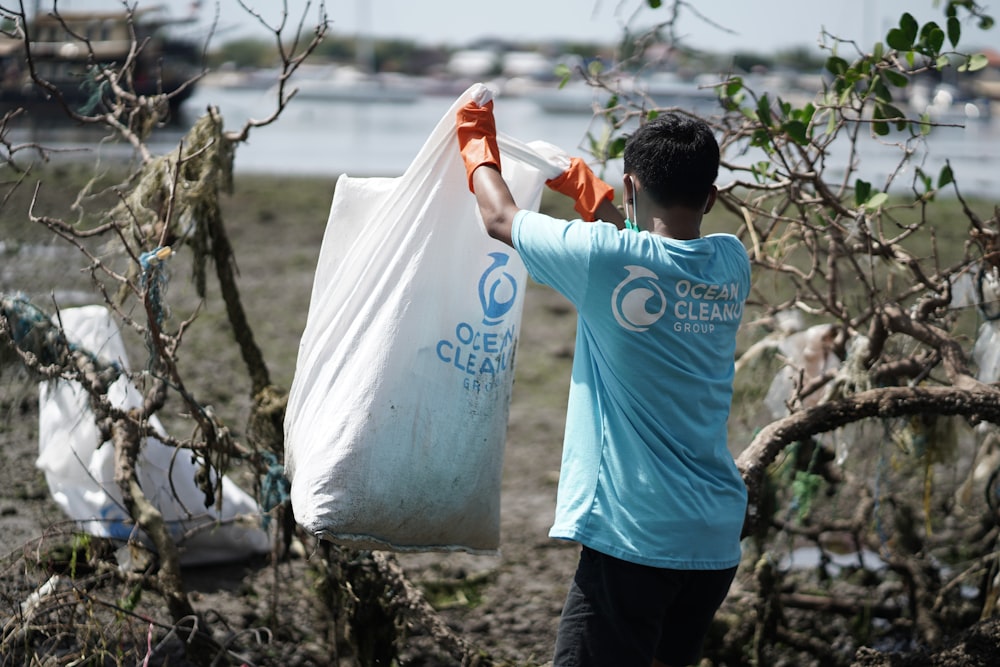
[703,185,718,214]
[623,174,636,201]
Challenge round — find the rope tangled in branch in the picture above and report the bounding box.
[79,64,110,115]
[0,294,66,365]
[110,111,235,300]
[259,451,290,530]
[139,245,172,328]
[0,294,123,387]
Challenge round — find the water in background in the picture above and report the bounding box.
[178,86,613,178]
[11,84,1000,196]
[179,85,1000,197]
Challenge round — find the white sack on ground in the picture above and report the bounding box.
[36,305,271,566]
[284,84,560,554]
[973,268,1000,383]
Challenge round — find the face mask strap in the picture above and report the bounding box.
[624,180,639,231]
[625,190,639,232]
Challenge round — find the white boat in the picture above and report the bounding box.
[639,73,720,113]
[292,67,421,104]
[529,81,610,114]
[529,74,719,115]
[908,83,991,123]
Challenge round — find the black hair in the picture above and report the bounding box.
[622,114,720,210]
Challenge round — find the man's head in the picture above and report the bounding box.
[622,114,720,211]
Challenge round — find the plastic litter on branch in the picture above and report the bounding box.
[954,264,1000,384]
[973,266,1000,383]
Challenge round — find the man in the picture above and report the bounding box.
[456,87,749,667]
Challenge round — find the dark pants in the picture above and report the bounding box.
[553,546,737,667]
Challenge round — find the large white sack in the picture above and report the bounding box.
[37,305,272,565]
[284,84,561,554]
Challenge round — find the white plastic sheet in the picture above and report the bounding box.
[763,323,841,419]
[973,268,1000,383]
[284,84,560,554]
[37,305,271,565]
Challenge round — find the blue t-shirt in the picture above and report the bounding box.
[512,209,750,569]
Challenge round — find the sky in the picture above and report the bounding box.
[38,0,996,52]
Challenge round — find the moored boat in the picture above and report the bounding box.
[0,7,201,120]
[291,66,421,105]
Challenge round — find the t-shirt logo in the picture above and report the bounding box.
[611,265,667,332]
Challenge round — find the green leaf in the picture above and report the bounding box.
[883,69,909,87]
[722,94,744,112]
[959,53,989,72]
[825,56,849,76]
[554,64,571,86]
[826,110,837,135]
[854,179,872,207]
[607,136,627,159]
[927,26,944,53]
[587,60,604,76]
[887,20,915,51]
[882,103,907,130]
[839,84,853,106]
[873,78,893,103]
[864,192,890,210]
[750,128,772,151]
[756,94,773,126]
[872,104,889,136]
[921,24,945,53]
[750,161,773,184]
[936,54,951,70]
[886,28,908,50]
[791,102,816,125]
[938,164,954,188]
[783,120,809,145]
[900,12,919,40]
[920,112,932,135]
[914,167,933,192]
[947,15,961,47]
[646,0,663,7]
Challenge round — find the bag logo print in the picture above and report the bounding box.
[434,252,519,392]
[612,265,667,332]
[479,252,518,325]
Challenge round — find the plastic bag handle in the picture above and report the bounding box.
[496,133,566,180]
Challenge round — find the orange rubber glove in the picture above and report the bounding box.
[545,157,615,222]
[456,99,501,192]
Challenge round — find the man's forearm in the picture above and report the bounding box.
[472,165,518,247]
